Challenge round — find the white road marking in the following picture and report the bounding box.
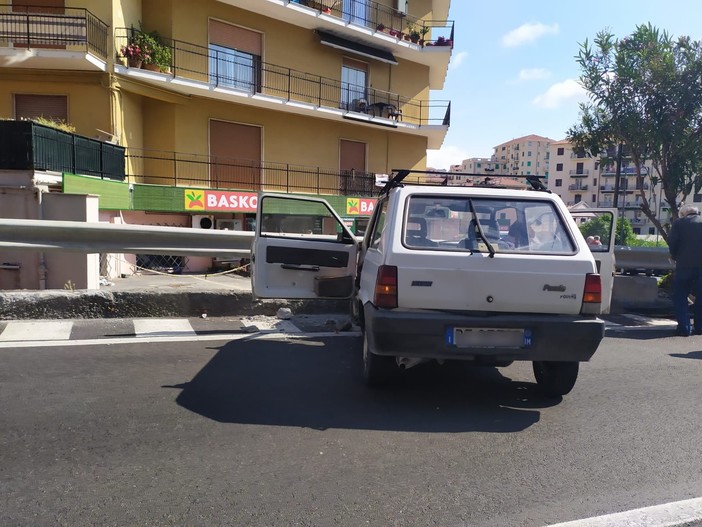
[0,320,73,342]
[133,318,196,338]
[0,330,362,349]
[547,496,702,527]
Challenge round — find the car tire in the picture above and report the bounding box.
[532,361,579,397]
[362,330,395,387]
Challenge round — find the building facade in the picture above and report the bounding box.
[547,140,670,236]
[0,0,453,281]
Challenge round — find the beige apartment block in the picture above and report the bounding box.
[492,134,555,180]
[548,140,670,236]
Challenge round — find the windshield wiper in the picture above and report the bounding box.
[468,199,496,258]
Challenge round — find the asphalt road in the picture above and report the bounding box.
[1,330,701,526]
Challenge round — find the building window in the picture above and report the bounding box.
[574,194,582,202]
[527,161,531,167]
[576,162,584,174]
[593,178,597,186]
[592,194,596,202]
[694,194,702,203]
[208,20,262,93]
[555,179,562,187]
[557,147,564,155]
[648,227,655,235]
[633,227,641,234]
[528,151,532,157]
[556,163,563,171]
[341,57,368,111]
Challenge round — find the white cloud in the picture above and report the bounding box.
[427,145,470,171]
[517,68,551,81]
[449,51,468,70]
[532,79,587,109]
[502,23,559,48]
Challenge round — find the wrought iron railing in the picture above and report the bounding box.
[125,148,377,196]
[115,28,451,127]
[288,0,454,47]
[0,5,108,59]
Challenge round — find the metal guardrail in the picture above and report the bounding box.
[115,28,451,127]
[0,4,108,58]
[0,219,253,258]
[614,246,673,275]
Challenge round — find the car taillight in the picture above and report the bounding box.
[374,265,398,309]
[581,273,601,314]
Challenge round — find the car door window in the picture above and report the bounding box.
[370,199,388,249]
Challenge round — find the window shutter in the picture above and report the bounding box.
[14,94,68,122]
[209,19,261,56]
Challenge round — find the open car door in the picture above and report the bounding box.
[252,193,359,299]
[570,208,617,314]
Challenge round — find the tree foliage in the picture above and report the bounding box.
[568,24,702,241]
[579,214,635,246]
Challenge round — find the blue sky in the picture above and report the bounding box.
[427,0,702,170]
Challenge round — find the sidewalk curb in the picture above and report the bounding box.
[0,290,350,320]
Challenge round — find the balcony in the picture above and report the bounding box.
[125,148,376,196]
[0,120,125,180]
[114,29,450,149]
[601,166,649,176]
[0,5,108,70]
[624,201,643,209]
[569,169,589,176]
[568,184,588,191]
[217,0,454,89]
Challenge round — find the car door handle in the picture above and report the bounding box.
[281,264,320,272]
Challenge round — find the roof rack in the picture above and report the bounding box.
[379,169,550,196]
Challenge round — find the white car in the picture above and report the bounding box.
[251,170,616,398]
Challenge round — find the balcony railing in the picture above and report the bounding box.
[288,0,454,47]
[115,29,450,127]
[0,5,108,59]
[0,120,125,180]
[569,169,589,176]
[568,184,588,191]
[125,148,377,196]
[601,166,649,175]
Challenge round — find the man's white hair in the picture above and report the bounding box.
[679,205,700,217]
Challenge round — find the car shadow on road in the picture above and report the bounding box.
[165,337,558,434]
[606,328,685,340]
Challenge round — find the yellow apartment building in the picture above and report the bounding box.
[0,0,453,281]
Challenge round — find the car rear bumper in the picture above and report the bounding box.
[363,304,605,362]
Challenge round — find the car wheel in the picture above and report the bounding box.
[532,361,579,397]
[362,330,395,387]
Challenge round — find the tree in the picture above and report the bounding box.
[568,24,702,242]
[579,214,635,246]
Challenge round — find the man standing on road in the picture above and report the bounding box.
[668,205,702,336]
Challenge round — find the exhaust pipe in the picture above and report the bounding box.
[396,357,424,370]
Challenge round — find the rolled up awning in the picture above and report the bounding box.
[317,30,397,65]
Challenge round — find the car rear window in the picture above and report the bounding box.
[403,196,576,254]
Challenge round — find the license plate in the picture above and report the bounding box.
[446,327,532,348]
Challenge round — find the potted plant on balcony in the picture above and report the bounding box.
[140,31,164,71]
[152,39,172,73]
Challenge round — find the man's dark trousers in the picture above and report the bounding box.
[672,266,702,334]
